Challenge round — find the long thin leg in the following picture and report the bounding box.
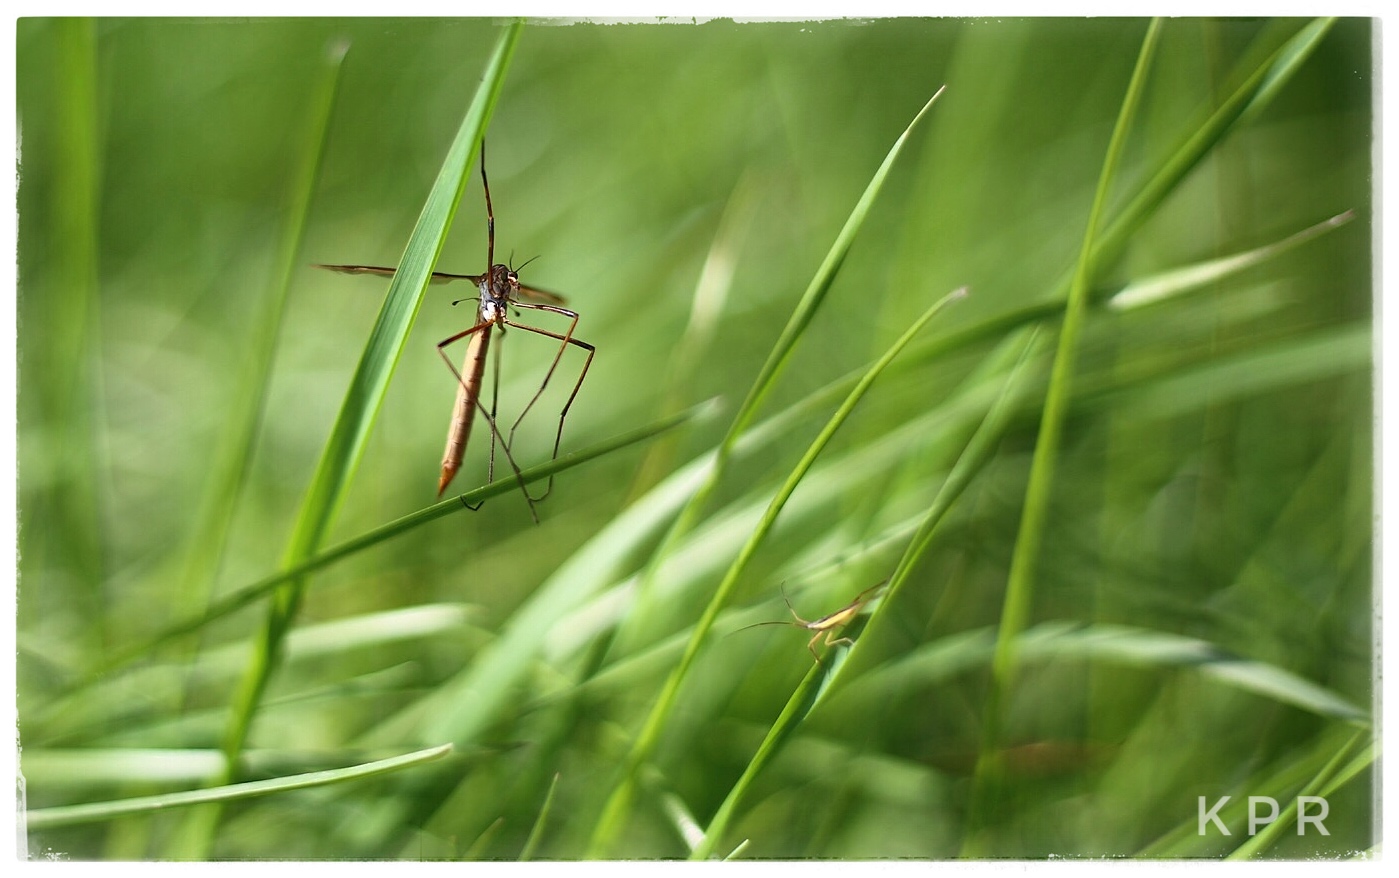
[481,141,495,268]
[437,322,539,522]
[499,314,596,501]
[507,303,584,443]
[487,323,506,484]
[779,583,811,625]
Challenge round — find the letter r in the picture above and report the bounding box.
[1297,796,1330,835]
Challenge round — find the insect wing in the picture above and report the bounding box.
[315,263,483,285]
[514,283,567,305]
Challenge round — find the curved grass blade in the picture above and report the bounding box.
[966,21,1160,854]
[690,326,1039,860]
[518,772,560,861]
[24,744,453,831]
[170,23,522,857]
[588,286,966,856]
[1107,210,1355,311]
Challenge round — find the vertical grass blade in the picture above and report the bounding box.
[964,18,1161,854]
[167,22,522,857]
[22,18,106,652]
[518,772,559,860]
[587,286,966,856]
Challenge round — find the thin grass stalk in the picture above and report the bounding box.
[690,326,1039,860]
[518,772,560,860]
[167,24,522,857]
[587,286,965,856]
[25,745,454,831]
[964,19,1161,854]
[32,18,105,650]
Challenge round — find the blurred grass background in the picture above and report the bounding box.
[16,17,1373,859]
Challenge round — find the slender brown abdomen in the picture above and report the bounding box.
[438,329,491,497]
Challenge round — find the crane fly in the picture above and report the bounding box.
[736,580,888,663]
[317,142,595,521]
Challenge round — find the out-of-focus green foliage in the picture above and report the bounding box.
[17,18,1372,859]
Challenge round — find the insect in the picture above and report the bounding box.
[317,143,595,520]
[736,580,888,663]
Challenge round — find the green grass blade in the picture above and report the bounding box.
[170,23,521,856]
[588,286,965,856]
[967,20,1161,854]
[24,18,106,652]
[518,772,559,860]
[25,744,453,830]
[659,788,706,854]
[1107,210,1355,311]
[617,88,947,658]
[725,87,947,442]
[689,644,843,860]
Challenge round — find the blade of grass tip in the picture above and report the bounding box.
[24,744,453,831]
[964,20,1160,856]
[588,285,966,857]
[170,38,348,669]
[166,23,522,859]
[462,817,505,860]
[690,326,1040,860]
[615,87,948,658]
[1107,210,1355,311]
[659,789,706,854]
[518,772,559,861]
